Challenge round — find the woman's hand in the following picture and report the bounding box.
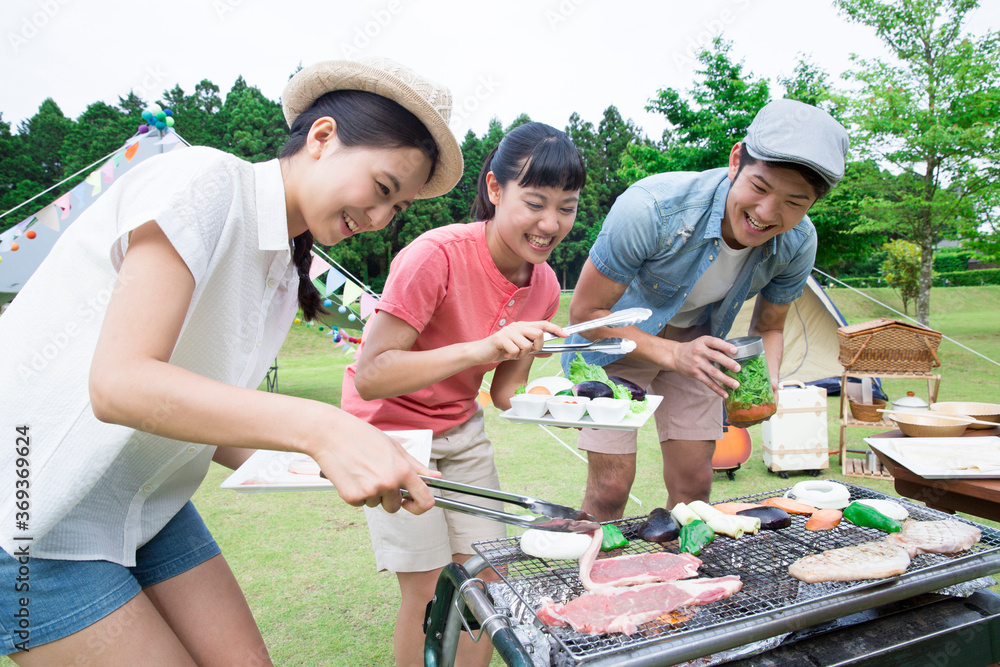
[473,320,566,364]
[307,416,439,515]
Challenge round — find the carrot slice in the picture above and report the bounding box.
[762,497,817,515]
[712,502,763,515]
[805,509,843,531]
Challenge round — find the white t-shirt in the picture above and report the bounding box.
[0,147,298,566]
[668,238,753,328]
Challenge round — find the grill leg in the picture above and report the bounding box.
[424,559,534,667]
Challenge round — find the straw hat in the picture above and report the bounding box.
[282,57,463,199]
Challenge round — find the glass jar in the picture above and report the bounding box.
[722,336,777,426]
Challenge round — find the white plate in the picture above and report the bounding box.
[866,436,1000,479]
[220,430,432,493]
[500,395,663,431]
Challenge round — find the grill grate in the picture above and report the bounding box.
[473,484,1000,663]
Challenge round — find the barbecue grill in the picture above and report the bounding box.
[424,484,1000,666]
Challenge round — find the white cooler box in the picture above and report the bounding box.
[761,380,829,475]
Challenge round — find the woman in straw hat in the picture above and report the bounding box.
[343,121,585,667]
[0,57,461,665]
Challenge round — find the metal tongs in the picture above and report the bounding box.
[403,476,600,534]
[543,307,652,341]
[532,337,635,355]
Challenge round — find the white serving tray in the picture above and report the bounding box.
[866,436,1000,479]
[500,395,663,431]
[220,430,432,493]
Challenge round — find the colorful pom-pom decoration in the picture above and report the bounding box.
[347,314,357,322]
[318,326,325,332]
[138,125,150,134]
[139,105,175,133]
[165,117,175,128]
[25,230,36,239]
[10,243,18,251]
[338,306,347,314]
[294,318,301,324]
[323,299,333,308]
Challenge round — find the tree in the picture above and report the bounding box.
[835,0,1000,325]
[625,37,770,179]
[17,98,72,192]
[61,101,134,177]
[880,239,922,313]
[216,76,286,163]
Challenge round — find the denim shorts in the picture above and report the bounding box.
[0,501,220,654]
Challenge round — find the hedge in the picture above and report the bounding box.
[828,269,1000,288]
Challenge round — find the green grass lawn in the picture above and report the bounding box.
[9,286,999,666]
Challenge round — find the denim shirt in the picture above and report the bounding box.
[562,168,817,372]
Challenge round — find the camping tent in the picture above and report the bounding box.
[0,128,189,306]
[730,274,849,384]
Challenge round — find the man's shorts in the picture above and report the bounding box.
[364,409,506,573]
[577,324,724,455]
[0,501,220,654]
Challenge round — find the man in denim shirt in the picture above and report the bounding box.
[564,100,849,520]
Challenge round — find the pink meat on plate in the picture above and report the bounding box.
[537,575,743,636]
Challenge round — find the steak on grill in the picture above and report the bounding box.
[886,519,981,558]
[788,541,911,583]
[536,575,743,635]
[579,529,701,590]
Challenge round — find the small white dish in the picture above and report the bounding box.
[508,394,550,419]
[546,396,590,421]
[586,397,630,424]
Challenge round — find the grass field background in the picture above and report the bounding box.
[8,285,999,665]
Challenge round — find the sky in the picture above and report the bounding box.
[3,0,1000,144]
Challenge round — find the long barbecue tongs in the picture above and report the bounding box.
[403,476,600,534]
[543,307,653,341]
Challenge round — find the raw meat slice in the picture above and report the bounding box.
[536,575,742,635]
[577,530,701,590]
[886,519,981,558]
[789,541,911,583]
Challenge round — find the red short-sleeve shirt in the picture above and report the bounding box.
[342,221,560,435]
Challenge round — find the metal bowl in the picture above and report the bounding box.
[891,411,974,437]
[930,401,1000,430]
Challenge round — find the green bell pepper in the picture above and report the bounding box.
[600,524,628,551]
[679,519,715,555]
[843,501,902,533]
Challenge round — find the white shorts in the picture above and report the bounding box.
[364,409,506,573]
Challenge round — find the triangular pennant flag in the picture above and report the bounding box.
[70,182,88,208]
[113,152,123,167]
[341,279,364,306]
[308,255,332,280]
[100,160,116,183]
[13,216,33,235]
[85,170,102,196]
[54,192,72,220]
[124,141,139,161]
[36,205,59,231]
[325,268,347,296]
[476,390,492,408]
[312,277,326,293]
[360,293,377,319]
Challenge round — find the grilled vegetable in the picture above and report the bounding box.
[600,524,628,550]
[736,506,791,531]
[762,497,817,515]
[679,520,715,555]
[713,502,764,515]
[607,375,646,401]
[636,508,680,543]
[688,500,757,538]
[805,509,843,531]
[843,501,902,533]
[573,381,615,400]
[670,502,701,527]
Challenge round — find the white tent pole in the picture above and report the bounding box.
[813,267,1000,369]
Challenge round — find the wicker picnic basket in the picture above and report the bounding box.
[837,318,943,373]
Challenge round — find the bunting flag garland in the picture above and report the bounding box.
[341,279,364,306]
[308,255,332,280]
[325,267,347,296]
[100,160,116,183]
[124,142,139,161]
[12,217,33,236]
[54,192,72,220]
[359,293,377,319]
[35,205,59,231]
[84,170,103,196]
